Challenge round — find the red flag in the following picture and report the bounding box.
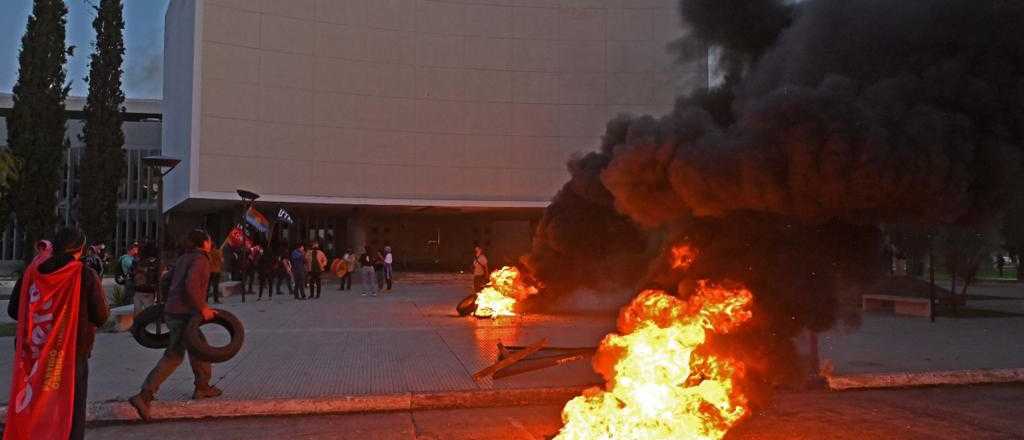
[4,260,83,440]
[226,226,246,248]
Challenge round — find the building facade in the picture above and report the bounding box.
[163,0,707,269]
[0,93,162,266]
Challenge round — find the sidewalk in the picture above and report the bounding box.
[0,277,1021,420]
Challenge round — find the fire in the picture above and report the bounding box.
[473,266,538,318]
[556,282,754,440]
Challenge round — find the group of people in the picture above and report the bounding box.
[4,227,222,439]
[201,239,397,302]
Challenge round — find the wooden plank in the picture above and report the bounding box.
[473,338,547,382]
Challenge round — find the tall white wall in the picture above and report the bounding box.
[179,0,705,208]
[162,0,199,210]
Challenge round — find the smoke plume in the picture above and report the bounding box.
[524,0,1024,393]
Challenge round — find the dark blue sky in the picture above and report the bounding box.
[0,0,169,99]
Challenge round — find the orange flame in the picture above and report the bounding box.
[473,266,538,318]
[556,282,754,440]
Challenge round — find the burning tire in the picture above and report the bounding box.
[131,304,171,349]
[456,293,478,316]
[184,309,245,363]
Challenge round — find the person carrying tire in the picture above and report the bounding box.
[129,229,221,422]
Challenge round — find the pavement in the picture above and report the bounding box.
[85,384,1024,439]
[0,274,1022,423]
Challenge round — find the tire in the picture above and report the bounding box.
[456,293,478,316]
[131,304,171,349]
[184,309,245,363]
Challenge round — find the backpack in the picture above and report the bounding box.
[133,257,162,294]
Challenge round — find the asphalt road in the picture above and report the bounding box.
[86,384,1024,439]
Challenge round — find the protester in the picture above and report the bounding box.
[290,243,308,300]
[359,246,377,297]
[132,242,162,316]
[129,229,221,422]
[256,249,276,301]
[330,254,348,290]
[374,248,386,291]
[383,246,394,291]
[305,241,327,299]
[5,227,109,440]
[83,243,105,276]
[276,247,294,296]
[119,242,140,302]
[472,244,489,292]
[245,244,261,294]
[208,245,224,304]
[340,249,356,291]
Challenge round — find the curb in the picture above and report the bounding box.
[0,386,592,424]
[827,368,1024,390]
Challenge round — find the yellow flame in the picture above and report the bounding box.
[556,282,754,440]
[473,266,538,318]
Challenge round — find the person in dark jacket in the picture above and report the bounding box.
[7,227,110,440]
[129,229,220,422]
[290,243,307,300]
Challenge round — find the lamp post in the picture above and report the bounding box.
[142,155,180,257]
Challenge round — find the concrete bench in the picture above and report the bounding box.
[862,294,931,317]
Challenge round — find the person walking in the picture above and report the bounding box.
[290,243,308,300]
[382,246,394,291]
[119,242,140,304]
[207,245,224,304]
[5,227,109,440]
[129,229,221,422]
[132,242,162,315]
[305,241,327,299]
[359,246,377,297]
[472,244,489,292]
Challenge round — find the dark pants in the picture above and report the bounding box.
[339,272,352,290]
[258,273,273,299]
[141,316,212,397]
[293,272,307,299]
[207,272,222,302]
[244,270,256,293]
[308,272,322,298]
[71,358,88,440]
[473,275,487,292]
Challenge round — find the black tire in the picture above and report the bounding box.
[131,304,171,349]
[456,293,478,316]
[184,309,245,363]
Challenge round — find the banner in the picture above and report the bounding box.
[277,208,294,225]
[226,225,246,248]
[4,261,83,440]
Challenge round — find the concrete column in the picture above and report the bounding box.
[347,209,368,254]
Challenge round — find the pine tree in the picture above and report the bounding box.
[80,0,126,248]
[6,0,72,261]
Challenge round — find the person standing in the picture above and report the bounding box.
[132,242,162,315]
[5,227,109,440]
[305,241,327,299]
[83,243,105,276]
[290,243,308,300]
[275,246,293,297]
[472,244,489,292]
[359,246,377,297]
[129,229,221,422]
[256,249,275,301]
[119,242,140,303]
[382,246,394,291]
[207,245,224,304]
[341,249,356,290]
[244,244,261,294]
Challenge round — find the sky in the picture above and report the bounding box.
[0,0,169,99]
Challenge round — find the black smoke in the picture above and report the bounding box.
[523,0,1024,394]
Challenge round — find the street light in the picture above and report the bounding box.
[142,155,180,256]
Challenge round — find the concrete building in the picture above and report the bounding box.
[163,0,707,269]
[0,93,162,266]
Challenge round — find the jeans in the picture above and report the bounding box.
[383,263,393,290]
[70,358,88,440]
[293,272,307,298]
[308,272,322,298]
[339,271,352,290]
[361,267,377,295]
[276,273,293,296]
[141,316,212,397]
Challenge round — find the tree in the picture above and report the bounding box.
[0,152,19,236]
[79,0,126,248]
[6,0,72,262]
